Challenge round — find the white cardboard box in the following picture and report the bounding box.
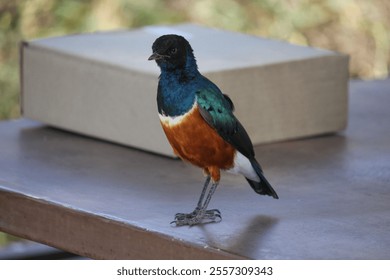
[21,24,349,157]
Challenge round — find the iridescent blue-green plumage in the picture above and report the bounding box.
[196,86,253,158]
[156,42,199,117]
[195,79,278,198]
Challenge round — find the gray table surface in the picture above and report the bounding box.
[1,79,389,259]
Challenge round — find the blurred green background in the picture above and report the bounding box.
[0,0,389,247]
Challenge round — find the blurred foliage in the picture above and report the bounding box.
[0,0,389,121]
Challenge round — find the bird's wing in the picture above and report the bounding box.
[196,86,256,160]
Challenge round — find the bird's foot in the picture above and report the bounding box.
[171,208,222,226]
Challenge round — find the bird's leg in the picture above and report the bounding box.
[173,177,221,226]
[173,176,211,222]
[195,175,211,210]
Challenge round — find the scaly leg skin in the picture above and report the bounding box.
[172,178,222,226]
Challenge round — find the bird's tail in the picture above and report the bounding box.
[246,158,279,199]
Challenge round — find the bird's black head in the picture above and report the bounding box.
[148,34,195,71]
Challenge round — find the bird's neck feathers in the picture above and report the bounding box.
[159,47,199,83]
[157,48,200,117]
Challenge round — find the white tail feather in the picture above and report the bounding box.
[226,151,260,182]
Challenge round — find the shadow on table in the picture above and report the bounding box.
[199,215,279,259]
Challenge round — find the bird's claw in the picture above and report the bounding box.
[171,208,222,226]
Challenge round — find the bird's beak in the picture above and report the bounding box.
[148,52,165,61]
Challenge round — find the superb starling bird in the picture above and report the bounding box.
[149,34,278,226]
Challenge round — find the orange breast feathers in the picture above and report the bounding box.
[159,103,236,182]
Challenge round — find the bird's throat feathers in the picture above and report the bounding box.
[157,49,199,117]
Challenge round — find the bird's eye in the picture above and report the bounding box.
[169,48,177,55]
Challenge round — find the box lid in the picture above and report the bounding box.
[28,23,338,75]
